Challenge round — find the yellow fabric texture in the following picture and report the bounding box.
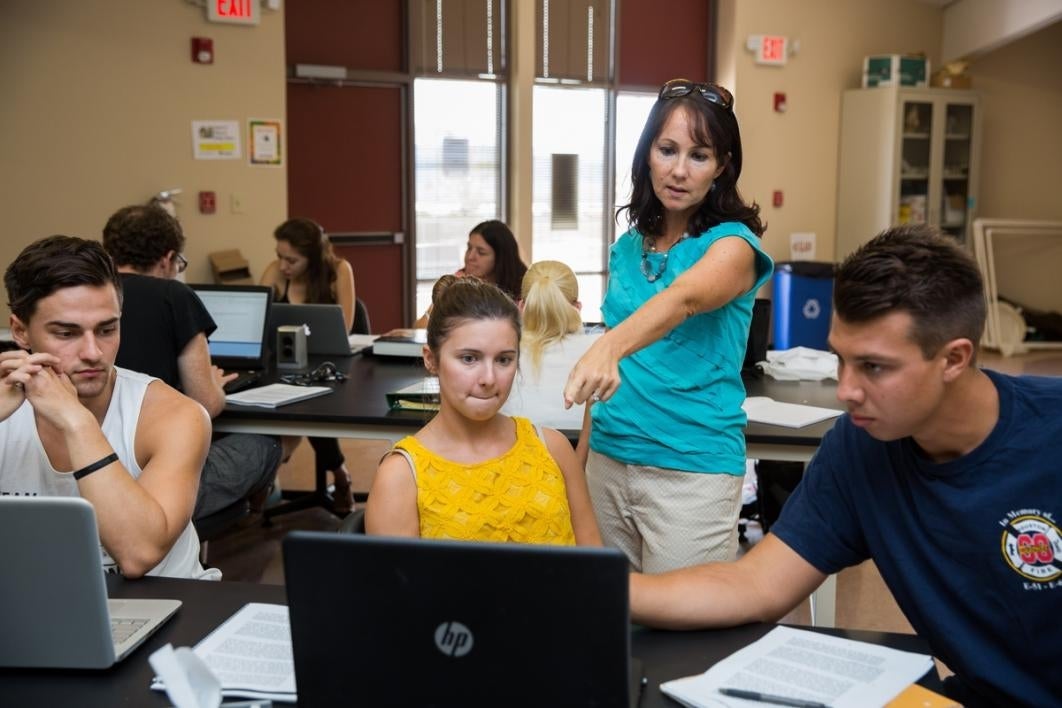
[395,416,576,545]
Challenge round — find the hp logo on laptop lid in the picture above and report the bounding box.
[434,621,474,657]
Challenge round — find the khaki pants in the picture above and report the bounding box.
[586,449,744,573]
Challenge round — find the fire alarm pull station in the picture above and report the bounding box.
[192,37,214,64]
[199,191,217,214]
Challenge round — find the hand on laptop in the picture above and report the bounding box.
[212,365,239,390]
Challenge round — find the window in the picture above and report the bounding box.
[413,78,503,317]
[531,85,608,322]
[614,91,656,213]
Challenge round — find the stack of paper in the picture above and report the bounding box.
[387,377,440,411]
[347,333,378,355]
[661,626,934,708]
[742,396,843,428]
[151,603,296,703]
[372,328,428,357]
[226,383,332,408]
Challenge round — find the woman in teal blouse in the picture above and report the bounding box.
[564,79,774,573]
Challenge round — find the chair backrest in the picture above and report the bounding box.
[743,298,771,377]
[193,500,250,540]
[337,507,366,534]
[351,298,372,335]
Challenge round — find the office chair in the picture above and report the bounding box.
[352,297,372,335]
[742,298,771,378]
[337,507,366,534]
[193,499,250,565]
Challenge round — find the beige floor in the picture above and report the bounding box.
[205,348,1062,676]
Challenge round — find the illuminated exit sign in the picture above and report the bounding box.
[207,0,260,25]
[757,35,788,65]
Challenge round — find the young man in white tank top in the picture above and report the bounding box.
[0,236,217,579]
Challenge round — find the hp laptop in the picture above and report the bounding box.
[283,533,638,707]
[190,284,273,393]
[0,497,181,669]
[268,302,351,356]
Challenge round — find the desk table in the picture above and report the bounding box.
[0,576,937,707]
[216,354,840,463]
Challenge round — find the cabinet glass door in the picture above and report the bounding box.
[941,102,974,239]
[898,101,932,225]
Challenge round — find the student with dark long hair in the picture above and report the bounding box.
[564,79,774,572]
[414,220,527,327]
[260,217,357,513]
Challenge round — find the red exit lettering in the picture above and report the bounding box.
[216,0,252,19]
[758,35,787,66]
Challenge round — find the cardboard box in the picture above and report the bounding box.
[931,67,971,89]
[209,249,254,285]
[863,54,929,88]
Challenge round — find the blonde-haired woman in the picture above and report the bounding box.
[502,261,600,439]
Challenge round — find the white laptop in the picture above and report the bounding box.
[0,496,181,669]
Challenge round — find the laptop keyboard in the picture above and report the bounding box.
[111,617,149,645]
[224,370,262,394]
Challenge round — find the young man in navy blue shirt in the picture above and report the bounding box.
[631,224,1061,707]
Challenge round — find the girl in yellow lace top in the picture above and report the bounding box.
[366,278,601,546]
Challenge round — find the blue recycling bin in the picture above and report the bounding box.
[772,261,834,350]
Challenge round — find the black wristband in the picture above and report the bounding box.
[73,452,119,480]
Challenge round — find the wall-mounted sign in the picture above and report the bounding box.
[249,119,282,166]
[789,232,817,261]
[747,35,790,66]
[759,35,788,65]
[207,0,260,25]
[192,120,242,160]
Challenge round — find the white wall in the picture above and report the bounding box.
[0,1,287,320]
[968,20,1062,313]
[718,0,944,267]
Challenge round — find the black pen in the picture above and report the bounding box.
[718,687,829,708]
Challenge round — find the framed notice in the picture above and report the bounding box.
[249,119,283,166]
[192,120,241,160]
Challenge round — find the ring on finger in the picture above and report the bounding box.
[590,391,602,402]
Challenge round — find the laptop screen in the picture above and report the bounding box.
[283,533,633,706]
[191,285,272,367]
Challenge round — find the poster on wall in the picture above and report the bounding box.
[248,118,283,167]
[192,120,241,160]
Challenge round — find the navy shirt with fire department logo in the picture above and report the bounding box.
[773,368,1061,707]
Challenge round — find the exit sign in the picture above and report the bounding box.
[207,0,260,25]
[757,35,788,65]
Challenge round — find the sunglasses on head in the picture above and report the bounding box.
[658,79,734,112]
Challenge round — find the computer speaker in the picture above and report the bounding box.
[277,325,308,370]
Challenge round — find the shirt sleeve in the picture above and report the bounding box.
[770,418,871,575]
[171,282,217,353]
